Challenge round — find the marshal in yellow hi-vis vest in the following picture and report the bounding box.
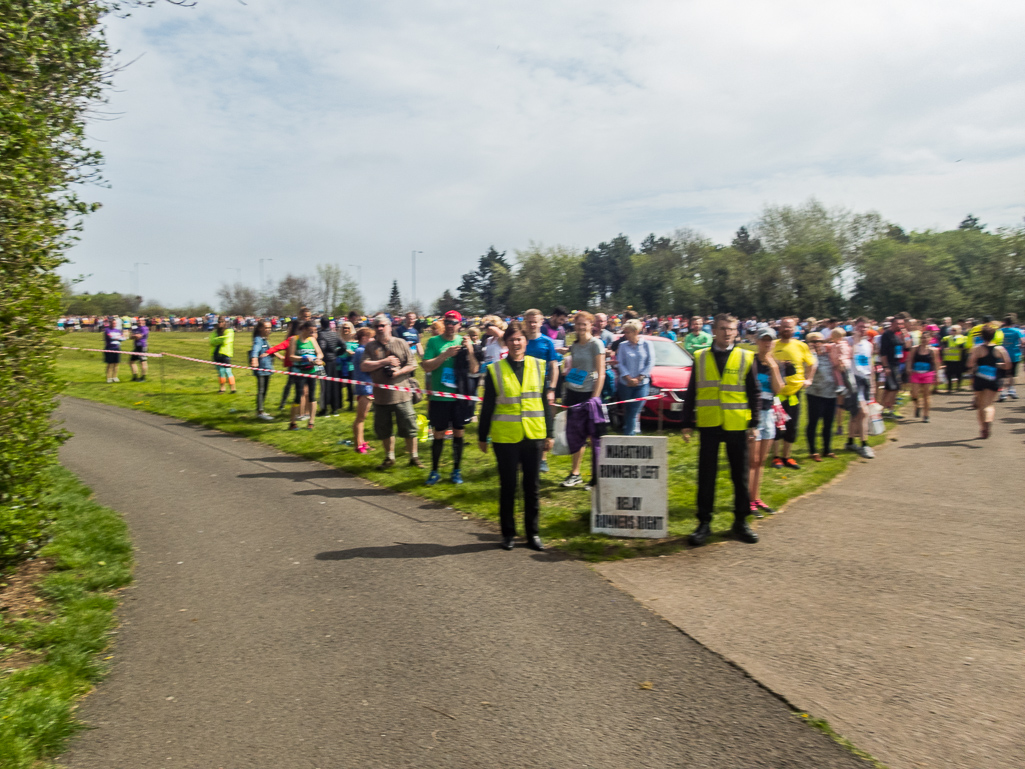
[694,347,754,430]
[941,335,965,362]
[489,357,547,443]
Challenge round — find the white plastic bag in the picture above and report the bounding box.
[551,410,570,455]
[867,401,885,436]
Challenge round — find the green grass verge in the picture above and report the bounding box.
[0,466,132,768]
[58,332,889,561]
[796,712,890,768]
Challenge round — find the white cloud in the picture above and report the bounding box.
[66,0,1025,307]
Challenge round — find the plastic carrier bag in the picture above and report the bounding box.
[551,410,571,455]
[867,401,885,436]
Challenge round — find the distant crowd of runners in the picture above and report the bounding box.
[83,307,1022,550]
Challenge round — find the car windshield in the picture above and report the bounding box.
[651,340,692,367]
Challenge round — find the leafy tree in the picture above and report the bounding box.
[959,214,984,232]
[0,0,119,565]
[334,272,364,316]
[508,243,585,313]
[275,274,315,316]
[731,226,761,255]
[432,289,461,316]
[314,264,344,313]
[64,291,142,316]
[387,280,402,315]
[582,234,633,307]
[457,247,512,315]
[216,283,259,315]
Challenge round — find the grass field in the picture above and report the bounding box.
[58,331,888,560]
[0,467,133,768]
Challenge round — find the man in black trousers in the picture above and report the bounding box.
[680,313,760,546]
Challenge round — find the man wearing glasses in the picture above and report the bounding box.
[360,314,422,470]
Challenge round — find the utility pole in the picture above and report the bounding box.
[133,262,149,297]
[259,258,273,292]
[412,250,422,309]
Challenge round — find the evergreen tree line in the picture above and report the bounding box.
[437,201,1025,320]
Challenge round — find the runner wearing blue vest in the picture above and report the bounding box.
[478,321,554,551]
[998,314,1022,401]
[681,314,761,547]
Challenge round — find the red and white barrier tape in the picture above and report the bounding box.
[61,346,687,408]
[60,346,164,357]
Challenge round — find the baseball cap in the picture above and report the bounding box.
[443,310,462,322]
[756,326,777,340]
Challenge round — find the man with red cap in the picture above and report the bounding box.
[422,310,481,485]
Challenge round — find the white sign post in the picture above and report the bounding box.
[591,435,668,538]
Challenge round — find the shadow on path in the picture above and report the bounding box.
[315,541,500,560]
[294,487,395,498]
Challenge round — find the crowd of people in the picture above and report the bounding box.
[87,305,1023,550]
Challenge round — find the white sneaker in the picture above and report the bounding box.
[258,413,274,422]
[112,377,120,383]
[561,473,584,487]
[106,377,113,383]
[857,444,875,459]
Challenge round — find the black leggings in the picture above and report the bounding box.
[255,375,270,413]
[806,394,835,455]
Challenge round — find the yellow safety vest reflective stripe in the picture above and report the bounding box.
[694,347,754,431]
[941,335,964,361]
[489,357,547,443]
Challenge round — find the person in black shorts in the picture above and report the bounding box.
[968,325,1010,439]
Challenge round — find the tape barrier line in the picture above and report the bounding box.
[61,346,164,357]
[160,352,484,402]
[61,345,687,408]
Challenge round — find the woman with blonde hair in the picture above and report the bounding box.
[614,319,653,436]
[560,311,606,487]
[481,315,508,365]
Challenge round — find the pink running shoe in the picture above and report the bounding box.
[356,443,369,454]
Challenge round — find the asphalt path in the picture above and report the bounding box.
[599,390,1025,769]
[56,398,868,769]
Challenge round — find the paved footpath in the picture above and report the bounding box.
[57,398,867,769]
[599,390,1025,769]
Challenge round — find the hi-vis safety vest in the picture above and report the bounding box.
[489,357,547,443]
[695,346,754,431]
[941,335,965,362]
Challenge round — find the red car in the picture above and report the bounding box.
[609,334,693,424]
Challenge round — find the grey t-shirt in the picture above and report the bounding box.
[565,337,606,392]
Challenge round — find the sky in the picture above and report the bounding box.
[64,0,1025,310]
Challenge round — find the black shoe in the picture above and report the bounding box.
[525,535,545,551]
[499,537,514,551]
[688,522,711,547]
[732,521,759,544]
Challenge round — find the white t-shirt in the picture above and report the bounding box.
[850,337,873,378]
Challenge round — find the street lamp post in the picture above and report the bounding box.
[133,262,149,297]
[259,258,273,292]
[411,250,422,310]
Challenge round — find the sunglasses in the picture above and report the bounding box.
[444,319,459,325]
[374,324,388,329]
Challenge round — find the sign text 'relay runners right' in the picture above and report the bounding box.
[592,436,668,538]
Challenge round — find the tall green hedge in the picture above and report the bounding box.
[0,0,113,567]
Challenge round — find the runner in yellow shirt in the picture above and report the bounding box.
[771,317,816,469]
